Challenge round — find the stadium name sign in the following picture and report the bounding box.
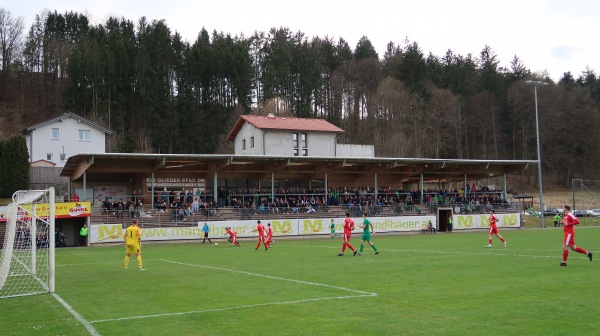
[89,214,519,244]
[145,177,206,188]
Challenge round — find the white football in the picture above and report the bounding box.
[214,242,218,246]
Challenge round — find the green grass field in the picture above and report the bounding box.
[2,227,599,336]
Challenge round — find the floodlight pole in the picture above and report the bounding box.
[526,80,549,228]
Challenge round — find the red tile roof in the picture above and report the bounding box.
[226,115,344,141]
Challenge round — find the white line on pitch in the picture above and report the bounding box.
[161,259,377,296]
[52,293,101,336]
[293,244,564,259]
[57,261,123,267]
[90,259,377,324]
[91,294,375,323]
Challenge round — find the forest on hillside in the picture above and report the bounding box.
[1,8,599,185]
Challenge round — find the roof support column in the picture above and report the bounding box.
[151,172,155,209]
[420,172,424,205]
[213,172,218,203]
[324,172,328,205]
[83,172,87,201]
[464,174,468,200]
[503,174,507,201]
[374,173,378,202]
[271,172,275,202]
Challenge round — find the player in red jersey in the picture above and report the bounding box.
[338,212,357,256]
[254,220,270,251]
[560,205,592,266]
[486,209,507,248]
[265,223,274,248]
[224,227,241,246]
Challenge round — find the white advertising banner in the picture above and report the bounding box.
[452,213,521,230]
[90,215,438,244]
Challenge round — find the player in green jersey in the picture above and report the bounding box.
[330,219,339,241]
[358,212,379,255]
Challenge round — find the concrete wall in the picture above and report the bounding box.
[335,144,375,157]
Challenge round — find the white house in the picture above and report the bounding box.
[22,112,112,167]
[226,114,374,157]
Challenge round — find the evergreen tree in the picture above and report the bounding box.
[0,134,29,197]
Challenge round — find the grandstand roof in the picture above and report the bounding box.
[61,153,537,186]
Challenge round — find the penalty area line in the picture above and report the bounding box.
[90,259,378,324]
[295,244,561,259]
[91,294,375,323]
[161,259,378,296]
[52,293,101,336]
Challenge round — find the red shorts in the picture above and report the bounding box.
[258,235,265,242]
[344,233,352,243]
[564,233,575,246]
[489,226,499,235]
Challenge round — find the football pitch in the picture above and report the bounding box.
[1,227,599,336]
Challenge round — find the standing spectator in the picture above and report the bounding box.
[201,222,213,244]
[553,213,562,227]
[560,205,593,266]
[486,210,507,248]
[63,192,69,202]
[358,212,380,255]
[79,223,88,247]
[338,213,357,256]
[124,219,144,271]
[254,220,270,251]
[73,193,80,202]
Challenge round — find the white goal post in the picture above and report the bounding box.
[0,187,55,298]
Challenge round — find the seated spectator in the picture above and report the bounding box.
[428,220,436,233]
[102,198,111,213]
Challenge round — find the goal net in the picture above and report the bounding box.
[0,187,55,298]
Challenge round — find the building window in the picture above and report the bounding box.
[46,153,53,161]
[51,128,59,140]
[242,139,246,150]
[293,133,307,156]
[250,136,254,148]
[60,153,66,161]
[79,129,91,141]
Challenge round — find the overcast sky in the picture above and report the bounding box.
[6,0,600,81]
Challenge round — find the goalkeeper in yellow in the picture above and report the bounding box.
[124,219,145,270]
